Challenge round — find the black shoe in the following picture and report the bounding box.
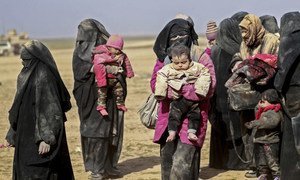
[106,168,122,177]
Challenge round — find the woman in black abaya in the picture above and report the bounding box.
[5,40,74,179]
[72,19,125,179]
[274,11,300,180]
[209,18,248,170]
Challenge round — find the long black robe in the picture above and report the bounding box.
[209,18,248,170]
[72,19,125,174]
[274,11,300,180]
[6,40,74,179]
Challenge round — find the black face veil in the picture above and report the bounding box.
[153,18,198,61]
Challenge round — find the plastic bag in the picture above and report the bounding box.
[137,93,158,129]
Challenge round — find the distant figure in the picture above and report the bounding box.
[155,45,210,142]
[231,11,249,23]
[5,40,74,179]
[92,34,134,116]
[259,15,279,36]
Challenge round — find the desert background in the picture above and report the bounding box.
[0,37,253,179]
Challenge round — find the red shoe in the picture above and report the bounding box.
[97,106,108,116]
[117,105,127,112]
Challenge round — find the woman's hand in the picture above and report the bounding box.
[38,141,50,155]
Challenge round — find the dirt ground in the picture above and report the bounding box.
[0,39,253,179]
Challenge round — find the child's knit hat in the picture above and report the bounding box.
[106,35,124,50]
[206,21,218,41]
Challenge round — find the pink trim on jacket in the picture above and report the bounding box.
[199,52,216,98]
[151,59,208,147]
[93,45,134,87]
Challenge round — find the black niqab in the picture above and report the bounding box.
[231,11,249,23]
[9,40,71,128]
[216,18,242,56]
[153,19,198,61]
[260,15,279,34]
[274,11,300,92]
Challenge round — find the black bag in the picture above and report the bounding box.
[227,83,261,111]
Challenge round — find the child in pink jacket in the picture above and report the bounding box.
[92,35,134,116]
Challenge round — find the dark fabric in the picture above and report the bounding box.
[168,97,201,132]
[81,135,123,175]
[72,19,125,174]
[9,41,71,136]
[153,19,198,61]
[260,15,279,34]
[231,11,249,23]
[254,143,280,177]
[209,111,247,170]
[6,40,74,179]
[216,18,242,56]
[274,12,300,93]
[159,135,200,180]
[273,12,300,179]
[209,18,247,170]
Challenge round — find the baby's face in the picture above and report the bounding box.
[108,47,121,55]
[258,99,271,108]
[171,54,190,71]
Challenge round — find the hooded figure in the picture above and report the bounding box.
[238,14,279,61]
[259,15,280,35]
[274,11,300,180]
[153,18,198,61]
[5,40,74,179]
[231,11,249,23]
[209,18,248,170]
[72,19,125,179]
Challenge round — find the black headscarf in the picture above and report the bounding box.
[274,11,300,92]
[231,11,249,23]
[153,18,198,61]
[9,40,71,128]
[216,18,242,56]
[72,19,110,83]
[75,19,110,63]
[260,15,280,34]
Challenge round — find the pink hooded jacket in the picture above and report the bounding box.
[151,57,216,147]
[92,45,134,87]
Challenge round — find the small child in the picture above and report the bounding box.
[155,45,211,142]
[92,35,134,116]
[244,89,282,180]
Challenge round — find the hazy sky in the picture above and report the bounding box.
[1,0,299,38]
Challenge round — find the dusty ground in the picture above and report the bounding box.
[0,39,252,179]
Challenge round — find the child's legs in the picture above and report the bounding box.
[263,143,280,177]
[112,80,124,106]
[168,97,194,132]
[254,143,270,176]
[186,103,201,133]
[97,87,108,108]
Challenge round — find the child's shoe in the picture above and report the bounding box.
[97,106,108,116]
[117,105,127,112]
[257,174,268,180]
